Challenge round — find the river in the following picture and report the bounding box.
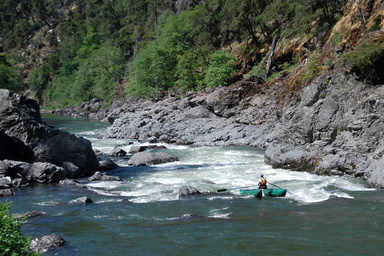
[2,114,383,256]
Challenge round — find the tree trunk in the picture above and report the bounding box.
[264,32,279,79]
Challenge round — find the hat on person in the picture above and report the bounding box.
[260,174,264,177]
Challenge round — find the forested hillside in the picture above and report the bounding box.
[0,0,383,108]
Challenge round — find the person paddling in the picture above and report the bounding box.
[258,174,267,189]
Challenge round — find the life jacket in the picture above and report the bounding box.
[259,177,267,186]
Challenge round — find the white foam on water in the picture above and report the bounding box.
[83,141,371,204]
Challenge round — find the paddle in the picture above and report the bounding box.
[217,185,258,192]
[268,182,292,194]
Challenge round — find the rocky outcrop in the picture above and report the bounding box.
[0,89,100,194]
[100,77,274,147]
[0,89,48,147]
[265,71,384,188]
[51,98,110,121]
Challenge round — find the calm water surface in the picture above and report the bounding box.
[2,114,383,256]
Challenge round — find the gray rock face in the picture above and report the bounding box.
[101,77,273,147]
[128,151,179,166]
[0,89,100,186]
[265,71,384,187]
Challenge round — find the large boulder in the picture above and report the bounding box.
[0,89,48,147]
[127,151,179,166]
[34,130,99,177]
[22,162,67,183]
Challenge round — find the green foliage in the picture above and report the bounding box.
[202,50,237,88]
[175,50,204,93]
[370,15,383,31]
[341,41,384,84]
[300,55,322,80]
[29,64,51,102]
[0,54,23,93]
[127,10,201,97]
[46,43,124,106]
[0,201,39,256]
[258,0,345,38]
[0,0,349,103]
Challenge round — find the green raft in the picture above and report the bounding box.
[240,188,287,198]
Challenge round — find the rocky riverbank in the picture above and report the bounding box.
[51,70,384,188]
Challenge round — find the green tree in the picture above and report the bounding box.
[203,50,237,88]
[175,50,204,92]
[0,202,39,256]
[29,65,51,102]
[0,54,23,93]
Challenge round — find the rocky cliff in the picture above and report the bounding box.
[0,89,100,195]
[265,71,384,188]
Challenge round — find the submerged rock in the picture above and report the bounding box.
[12,211,46,219]
[181,213,206,219]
